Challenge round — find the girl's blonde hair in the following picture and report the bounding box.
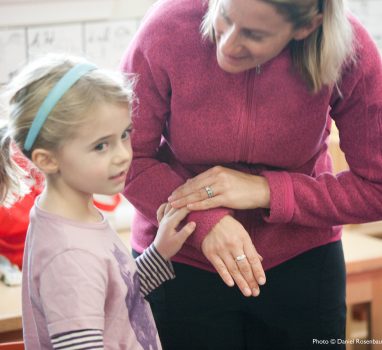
[0,54,134,206]
[201,0,355,92]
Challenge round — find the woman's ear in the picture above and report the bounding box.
[293,14,323,41]
[31,149,59,174]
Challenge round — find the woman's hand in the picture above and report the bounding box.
[154,204,196,260]
[168,166,270,211]
[202,215,266,297]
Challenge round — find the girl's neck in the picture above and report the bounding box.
[38,183,102,224]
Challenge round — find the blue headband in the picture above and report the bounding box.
[23,63,97,151]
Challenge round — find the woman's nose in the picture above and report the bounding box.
[219,26,242,56]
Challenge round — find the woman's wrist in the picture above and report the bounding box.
[249,175,270,209]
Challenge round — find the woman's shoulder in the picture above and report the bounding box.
[348,14,380,59]
[141,0,205,27]
[133,0,206,50]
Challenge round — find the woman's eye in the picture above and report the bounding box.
[94,143,107,151]
[220,6,230,23]
[245,31,264,42]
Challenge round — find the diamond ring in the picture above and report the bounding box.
[204,186,214,198]
[235,254,247,262]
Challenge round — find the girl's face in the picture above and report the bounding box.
[54,102,132,197]
[213,0,306,73]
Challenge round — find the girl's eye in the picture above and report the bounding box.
[122,128,132,141]
[94,143,107,151]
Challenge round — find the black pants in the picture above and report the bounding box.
[134,241,346,350]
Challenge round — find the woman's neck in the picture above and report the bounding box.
[38,181,102,223]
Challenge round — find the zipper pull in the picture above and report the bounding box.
[256,65,261,75]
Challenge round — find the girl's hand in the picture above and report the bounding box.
[202,215,266,297]
[156,202,173,223]
[154,206,196,260]
[168,166,270,211]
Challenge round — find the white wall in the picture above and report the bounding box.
[0,0,156,84]
[347,0,382,48]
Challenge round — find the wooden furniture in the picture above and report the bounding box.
[0,342,24,349]
[342,231,382,350]
[0,283,22,342]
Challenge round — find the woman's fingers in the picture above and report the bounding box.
[170,180,217,206]
[168,168,220,201]
[221,253,253,297]
[232,252,260,296]
[244,244,266,287]
[201,215,265,297]
[208,254,234,287]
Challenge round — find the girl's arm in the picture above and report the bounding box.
[135,206,196,297]
[135,244,175,297]
[50,329,104,350]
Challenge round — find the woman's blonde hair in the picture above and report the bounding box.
[0,54,135,206]
[201,0,355,92]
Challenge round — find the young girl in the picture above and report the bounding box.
[0,54,196,350]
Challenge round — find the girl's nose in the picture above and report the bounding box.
[114,142,131,164]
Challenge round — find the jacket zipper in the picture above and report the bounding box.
[242,65,260,162]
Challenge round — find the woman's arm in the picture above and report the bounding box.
[169,19,382,229]
[121,31,232,250]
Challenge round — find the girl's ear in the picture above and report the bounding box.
[31,149,59,174]
[293,14,323,41]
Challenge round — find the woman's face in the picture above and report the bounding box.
[213,0,302,73]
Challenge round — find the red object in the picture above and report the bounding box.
[0,148,43,269]
[93,194,122,212]
[0,186,40,269]
[0,342,24,349]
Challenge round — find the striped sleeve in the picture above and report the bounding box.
[50,329,104,350]
[135,243,175,297]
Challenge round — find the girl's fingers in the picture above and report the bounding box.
[166,206,190,225]
[176,222,196,242]
[164,202,173,215]
[156,203,167,223]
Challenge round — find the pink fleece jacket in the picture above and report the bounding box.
[121,0,382,271]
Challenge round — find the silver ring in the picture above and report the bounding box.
[235,254,247,262]
[204,186,214,198]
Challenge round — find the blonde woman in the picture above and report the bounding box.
[0,54,196,349]
[122,0,382,349]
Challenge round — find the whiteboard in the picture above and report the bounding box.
[84,20,138,69]
[0,29,26,84]
[27,24,83,60]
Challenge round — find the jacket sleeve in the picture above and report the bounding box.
[121,38,231,250]
[261,20,382,228]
